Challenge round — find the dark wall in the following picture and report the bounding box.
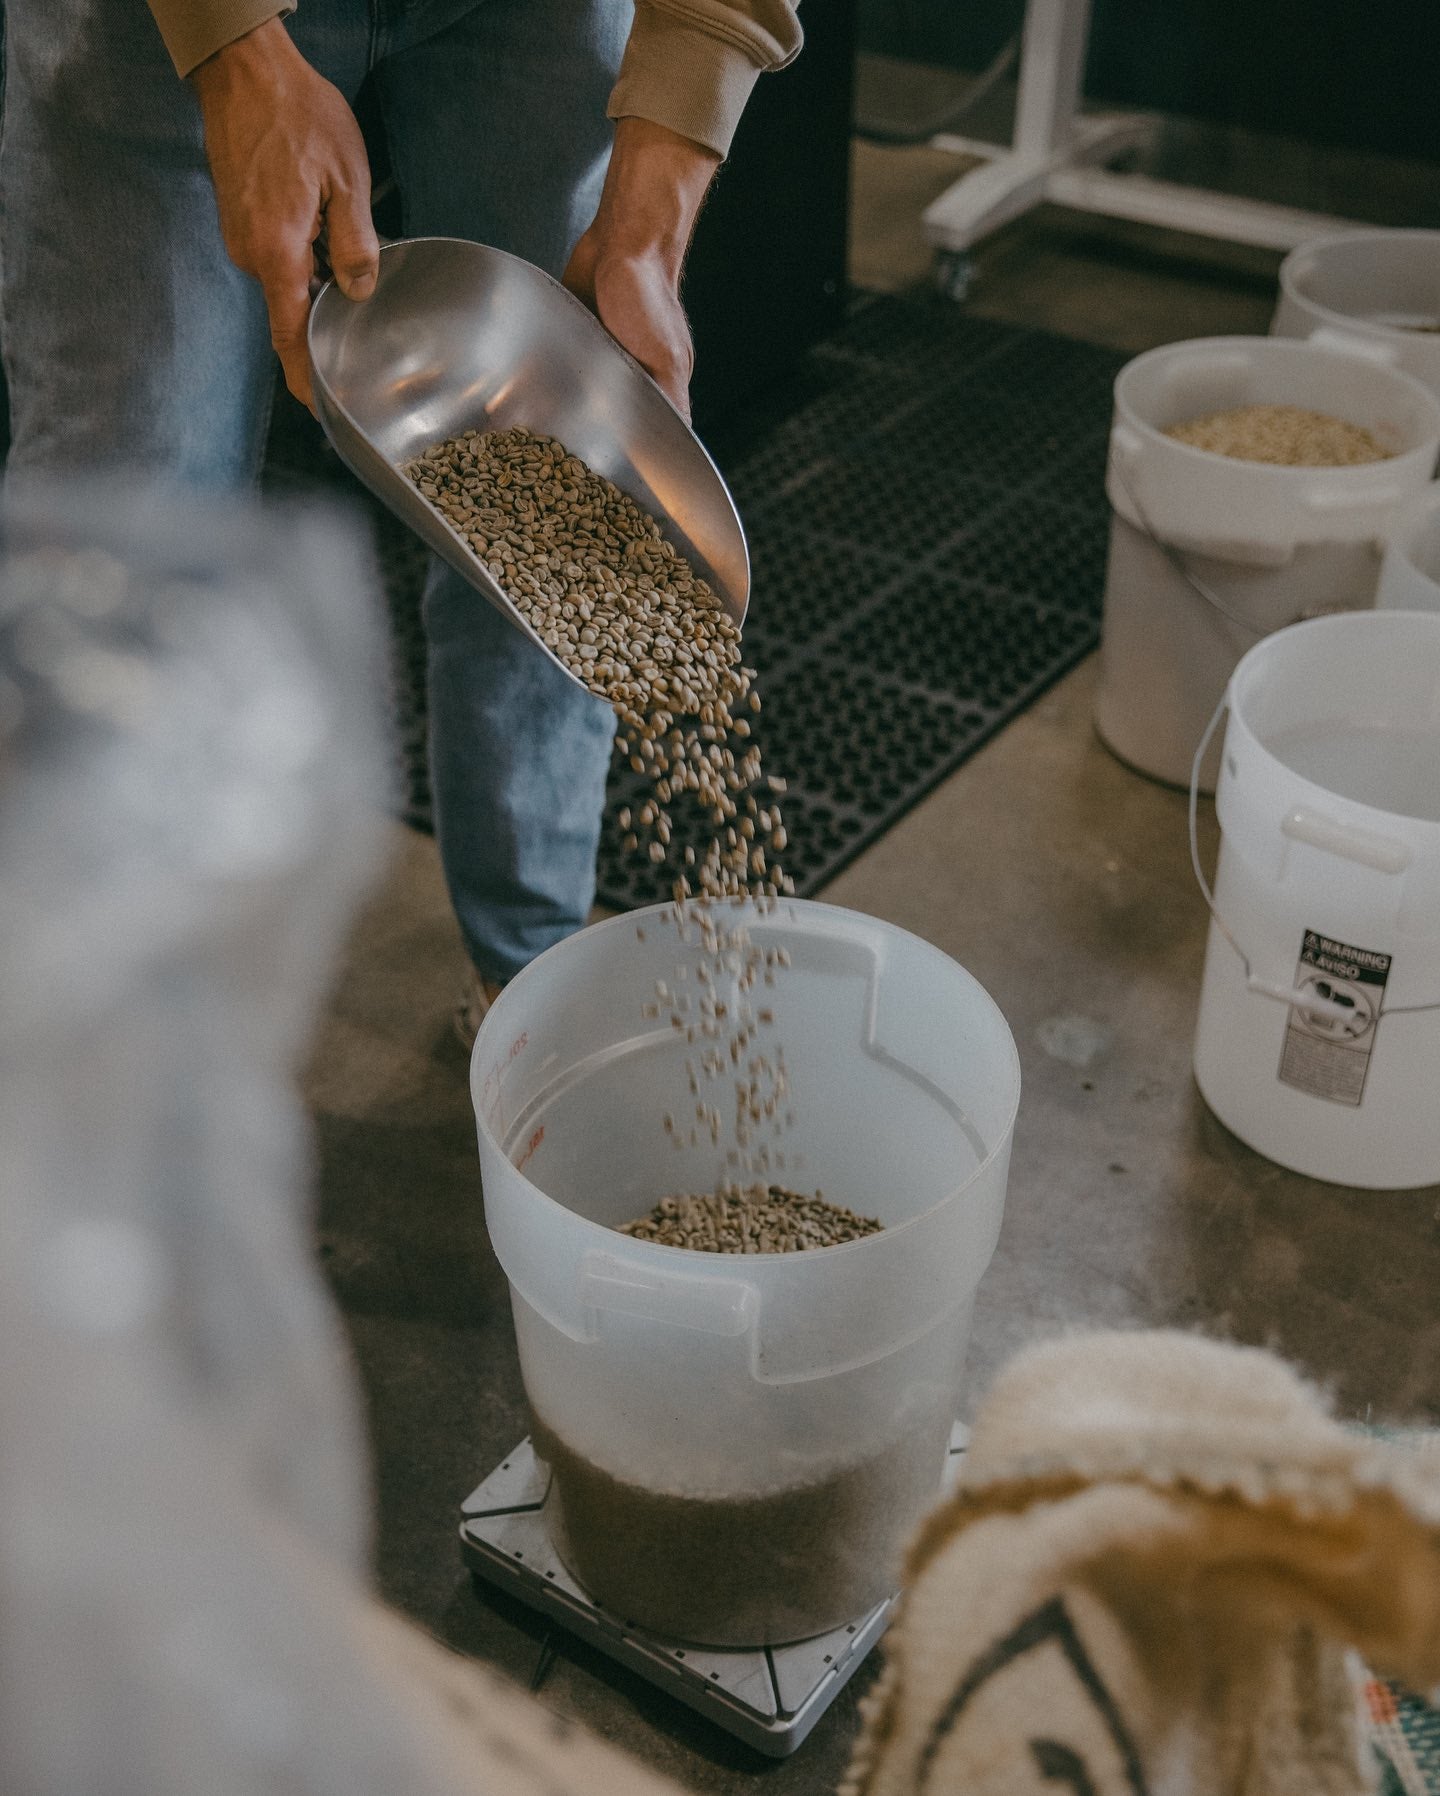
[858,0,1440,165]
[858,0,1017,71]
[684,0,855,434]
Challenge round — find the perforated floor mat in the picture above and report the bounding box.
[593,294,1123,908]
[261,293,1125,903]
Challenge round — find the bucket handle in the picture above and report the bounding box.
[1279,806,1411,874]
[1305,324,1400,369]
[578,1249,758,1337]
[1188,707,1352,1020]
[1111,456,1343,636]
[1188,700,1440,1020]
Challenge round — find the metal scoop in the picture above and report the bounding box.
[307,237,750,690]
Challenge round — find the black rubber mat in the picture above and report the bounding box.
[261,293,1125,903]
[595,295,1123,907]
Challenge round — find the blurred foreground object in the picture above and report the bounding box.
[0,487,683,1796]
[845,1331,1440,1796]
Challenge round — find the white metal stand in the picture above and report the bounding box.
[922,0,1357,288]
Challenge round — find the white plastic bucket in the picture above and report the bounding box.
[1377,484,1440,612]
[1094,336,1440,792]
[1274,229,1440,400]
[469,899,1020,1644]
[1192,610,1440,1189]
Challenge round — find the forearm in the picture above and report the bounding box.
[561,119,720,418]
[189,13,299,107]
[590,118,721,280]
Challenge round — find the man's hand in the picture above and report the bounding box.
[192,18,378,410]
[564,118,721,422]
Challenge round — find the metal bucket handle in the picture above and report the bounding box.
[1188,695,1440,1020]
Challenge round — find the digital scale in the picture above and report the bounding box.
[459,1423,968,1757]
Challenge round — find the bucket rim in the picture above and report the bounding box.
[469,896,1022,1263]
[1280,227,1440,343]
[1111,334,1440,473]
[1224,609,1440,835]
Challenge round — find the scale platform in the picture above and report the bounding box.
[459,1424,968,1757]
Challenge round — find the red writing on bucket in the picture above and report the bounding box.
[515,1124,545,1172]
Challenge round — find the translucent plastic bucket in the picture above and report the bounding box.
[1094,337,1440,792]
[469,899,1020,1644]
[1274,229,1440,400]
[1377,484,1440,613]
[1192,611,1440,1188]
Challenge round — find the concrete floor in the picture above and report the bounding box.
[302,141,1440,1792]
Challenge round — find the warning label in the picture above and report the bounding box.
[1277,930,1392,1107]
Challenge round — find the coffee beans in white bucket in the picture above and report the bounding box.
[1163,403,1393,466]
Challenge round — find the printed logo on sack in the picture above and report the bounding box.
[914,1596,1149,1795]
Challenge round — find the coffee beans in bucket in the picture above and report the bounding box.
[406,427,871,1247]
[1163,404,1392,466]
[408,429,915,1642]
[621,1183,882,1252]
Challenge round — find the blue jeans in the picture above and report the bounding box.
[0,0,626,983]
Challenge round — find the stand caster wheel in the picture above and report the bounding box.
[933,249,975,303]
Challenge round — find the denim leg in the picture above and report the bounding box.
[0,0,377,489]
[374,0,631,982]
[0,2,278,487]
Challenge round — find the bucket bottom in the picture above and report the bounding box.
[1093,715,1215,797]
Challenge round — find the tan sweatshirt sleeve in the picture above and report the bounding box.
[145,0,295,78]
[606,0,803,159]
